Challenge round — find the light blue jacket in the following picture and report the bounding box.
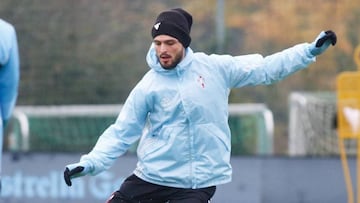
[0,19,19,178]
[80,42,316,189]
[0,19,20,123]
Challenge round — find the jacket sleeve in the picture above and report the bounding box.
[213,43,316,88]
[79,83,149,175]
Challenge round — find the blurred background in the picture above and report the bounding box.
[1,0,358,154]
[1,0,360,202]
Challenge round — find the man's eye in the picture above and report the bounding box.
[165,41,175,46]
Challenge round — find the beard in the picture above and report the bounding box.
[159,50,184,70]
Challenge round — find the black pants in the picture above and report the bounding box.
[106,174,216,203]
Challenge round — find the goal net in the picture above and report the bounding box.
[288,91,355,156]
[6,104,274,155]
[7,105,122,153]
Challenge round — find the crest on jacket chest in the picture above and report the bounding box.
[197,75,205,88]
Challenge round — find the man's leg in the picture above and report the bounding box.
[106,174,216,203]
[168,186,216,203]
[106,174,171,203]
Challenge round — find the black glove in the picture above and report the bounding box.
[64,166,84,186]
[315,30,337,47]
[309,30,337,56]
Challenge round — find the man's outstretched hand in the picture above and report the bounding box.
[64,166,84,186]
[309,30,337,56]
[315,30,337,47]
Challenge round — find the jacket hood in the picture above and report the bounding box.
[146,43,194,73]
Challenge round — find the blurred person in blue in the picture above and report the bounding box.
[0,18,20,191]
[64,8,336,203]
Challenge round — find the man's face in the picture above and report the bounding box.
[153,35,185,69]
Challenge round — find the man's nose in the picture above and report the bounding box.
[159,44,167,52]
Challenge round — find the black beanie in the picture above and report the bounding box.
[151,8,193,48]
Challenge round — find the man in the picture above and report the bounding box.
[0,18,20,191]
[64,8,336,203]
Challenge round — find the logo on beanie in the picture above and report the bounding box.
[154,22,161,30]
